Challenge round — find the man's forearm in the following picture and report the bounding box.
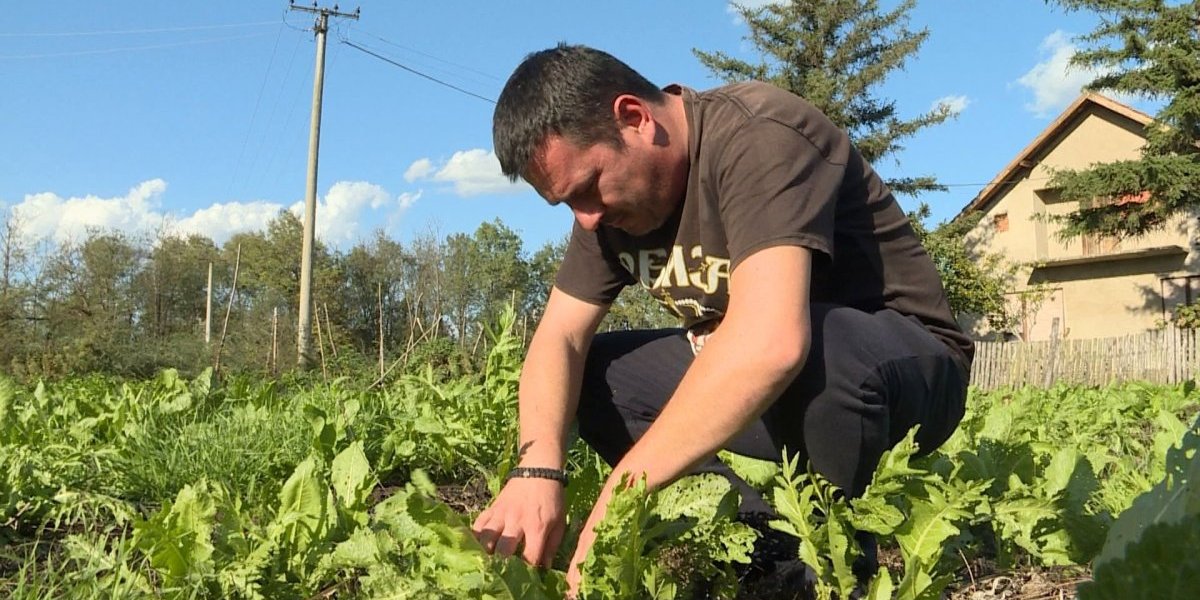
[515,333,587,469]
[613,322,807,489]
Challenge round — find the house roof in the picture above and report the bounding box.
[956,92,1154,220]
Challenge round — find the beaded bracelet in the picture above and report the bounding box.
[505,466,569,486]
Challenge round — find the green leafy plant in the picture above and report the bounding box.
[1078,414,1200,599]
[577,473,754,600]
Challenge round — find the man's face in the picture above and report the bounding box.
[526,132,681,236]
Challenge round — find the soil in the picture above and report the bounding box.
[888,546,1091,600]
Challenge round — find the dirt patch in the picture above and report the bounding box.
[947,564,1090,600]
[368,473,493,516]
[435,476,492,514]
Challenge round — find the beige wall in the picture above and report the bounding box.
[964,105,1198,341]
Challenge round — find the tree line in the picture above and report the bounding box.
[0,202,1015,382]
[0,210,683,381]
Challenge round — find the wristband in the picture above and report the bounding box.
[506,466,568,486]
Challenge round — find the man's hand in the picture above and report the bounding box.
[471,476,566,568]
[564,474,621,597]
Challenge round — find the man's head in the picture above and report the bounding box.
[494,44,688,235]
[493,44,665,181]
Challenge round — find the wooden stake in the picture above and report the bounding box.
[214,244,242,376]
[270,306,279,375]
[377,282,384,380]
[315,302,329,382]
[205,261,213,345]
[323,302,338,359]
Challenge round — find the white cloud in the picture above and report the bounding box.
[932,94,970,116]
[405,149,531,197]
[12,179,171,242]
[404,158,434,182]
[287,181,397,245]
[8,179,416,250]
[1015,30,1107,117]
[398,191,420,210]
[175,200,284,242]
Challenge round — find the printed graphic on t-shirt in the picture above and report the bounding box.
[616,244,729,322]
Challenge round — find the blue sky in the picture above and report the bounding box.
[0,1,1145,254]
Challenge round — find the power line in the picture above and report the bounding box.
[353,27,501,82]
[341,39,496,104]
[0,20,279,38]
[227,20,288,200]
[0,31,274,59]
[258,34,309,192]
[939,176,1052,188]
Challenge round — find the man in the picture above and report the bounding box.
[471,44,972,593]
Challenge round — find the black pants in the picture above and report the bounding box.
[576,303,968,516]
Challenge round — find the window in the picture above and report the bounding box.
[993,212,1009,232]
[1082,233,1120,255]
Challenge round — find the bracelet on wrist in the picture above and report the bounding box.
[506,466,568,486]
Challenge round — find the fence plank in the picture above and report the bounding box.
[971,326,1191,390]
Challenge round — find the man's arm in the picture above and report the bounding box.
[472,285,609,566]
[514,286,609,469]
[610,244,811,486]
[566,245,811,589]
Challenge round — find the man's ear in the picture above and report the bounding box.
[613,94,653,133]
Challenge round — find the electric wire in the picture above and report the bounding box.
[341,39,496,104]
[340,27,497,90]
[258,34,309,193]
[0,31,274,59]
[353,27,501,82]
[0,20,279,38]
[227,19,287,200]
[940,176,1052,188]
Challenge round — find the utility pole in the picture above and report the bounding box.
[289,1,359,369]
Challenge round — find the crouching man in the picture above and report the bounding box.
[471,44,972,595]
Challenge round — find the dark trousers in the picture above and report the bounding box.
[576,303,969,516]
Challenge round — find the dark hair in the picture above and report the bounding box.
[493,44,665,181]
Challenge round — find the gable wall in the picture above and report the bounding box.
[963,104,1197,341]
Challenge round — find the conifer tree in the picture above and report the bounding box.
[694,0,952,197]
[695,1,1016,326]
[1047,0,1200,238]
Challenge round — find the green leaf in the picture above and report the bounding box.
[272,455,333,561]
[718,450,779,491]
[330,441,373,526]
[132,482,217,585]
[1078,514,1200,600]
[863,565,895,600]
[1095,415,1200,569]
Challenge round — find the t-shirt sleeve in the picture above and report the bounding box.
[553,221,634,305]
[716,117,844,270]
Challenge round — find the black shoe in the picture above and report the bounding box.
[851,530,879,584]
[735,511,815,599]
[736,557,816,600]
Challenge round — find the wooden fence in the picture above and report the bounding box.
[970,326,1200,390]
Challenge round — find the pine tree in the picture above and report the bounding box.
[695,1,1015,325]
[693,0,952,197]
[1047,0,1200,238]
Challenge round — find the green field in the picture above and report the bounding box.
[3,317,1198,599]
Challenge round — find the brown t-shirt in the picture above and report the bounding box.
[555,82,974,369]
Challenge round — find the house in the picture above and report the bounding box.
[959,92,1197,341]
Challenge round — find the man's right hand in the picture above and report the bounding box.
[471,476,566,568]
